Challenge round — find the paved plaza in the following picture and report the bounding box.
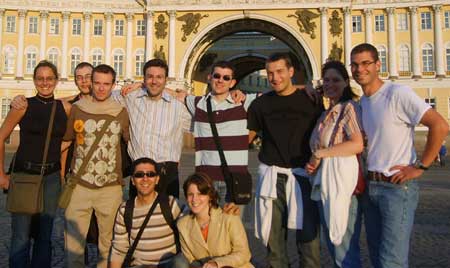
[0,150,449,267]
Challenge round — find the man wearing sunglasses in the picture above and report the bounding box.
[110,157,185,268]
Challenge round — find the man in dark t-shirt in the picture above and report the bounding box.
[248,53,322,268]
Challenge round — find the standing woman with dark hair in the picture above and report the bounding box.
[306,60,364,268]
[177,172,253,268]
[0,60,71,268]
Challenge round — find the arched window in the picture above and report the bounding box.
[399,44,410,72]
[422,43,434,72]
[113,49,124,77]
[135,49,145,76]
[70,48,81,74]
[3,45,16,74]
[47,47,59,68]
[377,45,387,73]
[92,48,103,67]
[25,47,38,74]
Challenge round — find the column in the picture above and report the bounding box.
[125,13,133,79]
[433,4,444,78]
[168,10,176,78]
[0,9,5,78]
[105,12,113,65]
[39,11,48,61]
[61,11,70,79]
[387,8,398,79]
[320,7,328,64]
[83,12,91,62]
[343,7,352,73]
[364,9,373,44]
[409,7,421,78]
[16,9,26,79]
[145,11,154,61]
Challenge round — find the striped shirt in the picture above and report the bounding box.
[110,196,183,266]
[186,93,256,181]
[309,100,362,151]
[113,89,192,162]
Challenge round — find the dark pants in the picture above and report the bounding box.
[267,174,321,268]
[129,161,179,198]
[9,171,61,268]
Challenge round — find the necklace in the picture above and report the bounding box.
[199,221,209,229]
[35,94,55,104]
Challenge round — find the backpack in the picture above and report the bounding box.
[123,193,180,253]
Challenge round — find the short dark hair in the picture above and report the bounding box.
[92,64,116,84]
[143,59,169,77]
[74,62,93,76]
[33,60,58,80]
[322,60,357,103]
[183,172,219,213]
[350,43,379,62]
[210,60,236,78]
[131,157,159,175]
[266,52,293,69]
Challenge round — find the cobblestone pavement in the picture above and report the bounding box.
[0,151,449,267]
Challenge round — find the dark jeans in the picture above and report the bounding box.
[267,174,320,268]
[9,171,61,268]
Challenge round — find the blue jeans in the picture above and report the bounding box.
[319,195,362,268]
[9,171,61,268]
[361,179,419,268]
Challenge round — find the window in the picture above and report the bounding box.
[446,45,450,72]
[378,46,387,73]
[1,98,11,119]
[421,12,432,30]
[135,49,145,76]
[72,18,81,35]
[397,13,408,31]
[92,48,103,67]
[399,45,410,72]
[49,18,60,34]
[425,98,436,109]
[94,19,103,36]
[422,44,434,72]
[352,15,362,32]
[48,48,59,68]
[28,16,38,33]
[136,20,146,36]
[3,46,16,74]
[115,20,124,36]
[6,16,16,32]
[25,47,38,74]
[70,48,81,74]
[113,49,124,76]
[375,15,385,32]
[445,11,450,29]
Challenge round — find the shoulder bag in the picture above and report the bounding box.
[7,101,57,214]
[206,96,252,205]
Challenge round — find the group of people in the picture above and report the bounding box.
[0,42,447,268]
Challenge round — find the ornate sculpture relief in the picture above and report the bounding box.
[328,10,342,37]
[287,10,320,39]
[177,13,209,42]
[155,14,168,39]
[328,42,342,61]
[154,45,166,62]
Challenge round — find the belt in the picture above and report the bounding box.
[17,161,61,175]
[367,171,392,182]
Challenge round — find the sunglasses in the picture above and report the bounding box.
[133,171,158,178]
[212,73,232,81]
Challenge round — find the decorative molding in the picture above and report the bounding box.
[287,10,320,39]
[104,12,113,20]
[319,7,328,15]
[432,4,442,13]
[409,6,418,15]
[328,41,342,61]
[62,11,71,20]
[126,12,134,21]
[177,13,209,42]
[18,9,27,18]
[386,7,395,15]
[0,9,5,16]
[342,7,351,16]
[364,8,373,17]
[329,10,342,37]
[155,14,168,39]
[83,12,92,20]
[154,45,166,62]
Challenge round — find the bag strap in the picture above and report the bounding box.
[328,102,349,147]
[122,195,161,268]
[124,198,134,241]
[159,194,180,253]
[206,97,233,184]
[69,117,115,183]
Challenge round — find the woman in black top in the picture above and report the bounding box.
[0,60,71,268]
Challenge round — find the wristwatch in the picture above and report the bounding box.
[414,160,429,170]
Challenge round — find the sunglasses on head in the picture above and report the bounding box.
[133,171,158,178]
[212,73,232,81]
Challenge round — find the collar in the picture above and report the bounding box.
[206,92,234,104]
[137,88,172,102]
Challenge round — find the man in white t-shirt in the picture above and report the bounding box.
[350,43,448,268]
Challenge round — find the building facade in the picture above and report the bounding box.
[1,0,449,147]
